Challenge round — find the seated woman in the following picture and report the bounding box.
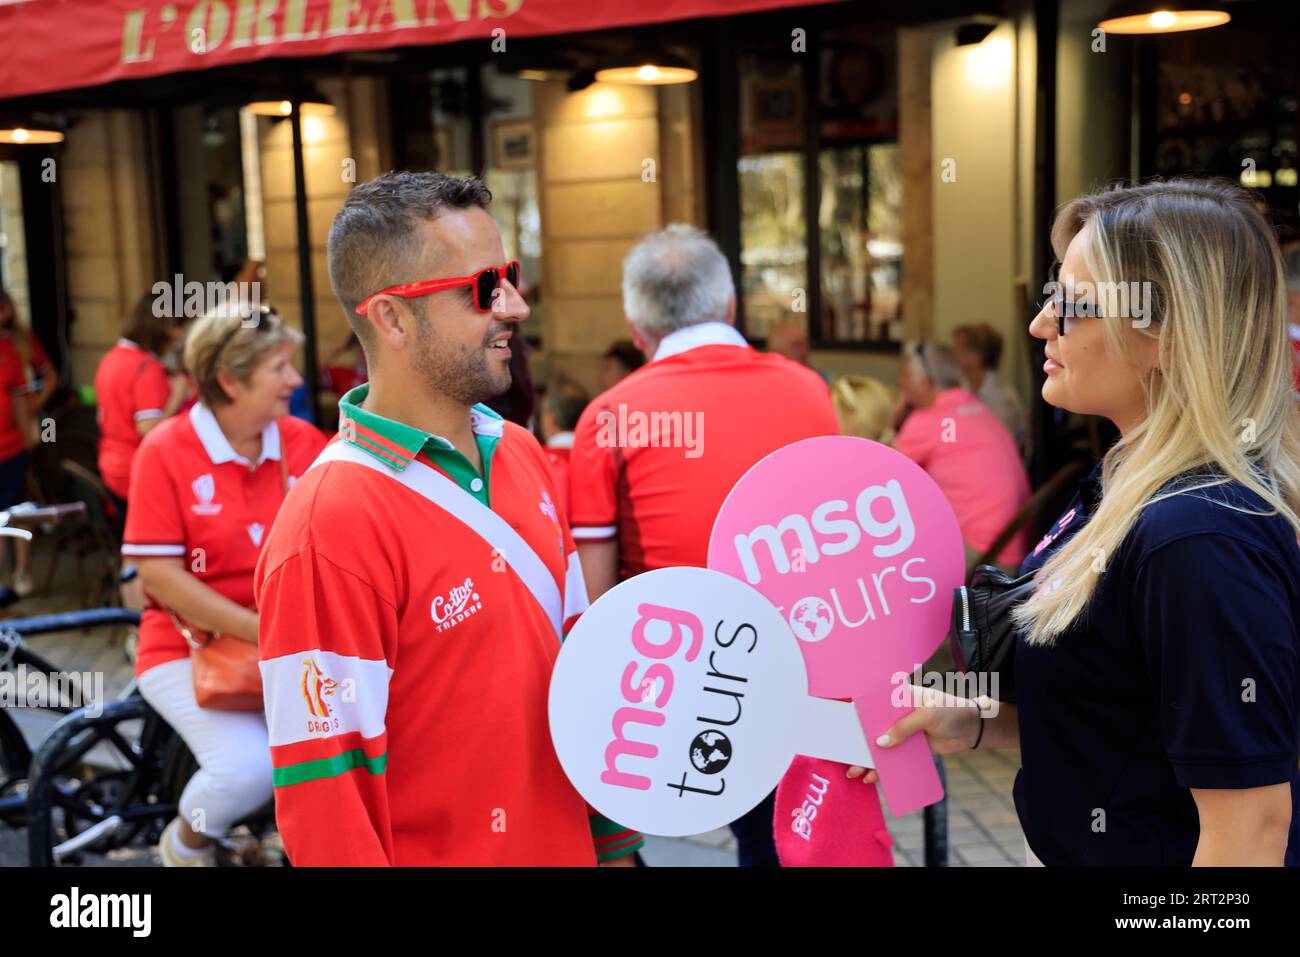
[123,306,326,866]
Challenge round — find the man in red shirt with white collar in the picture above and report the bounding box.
[568,225,840,865]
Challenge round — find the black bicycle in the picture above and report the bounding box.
[0,504,279,866]
[0,503,96,831]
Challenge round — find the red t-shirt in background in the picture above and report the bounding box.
[568,325,840,578]
[21,330,53,386]
[95,339,173,500]
[0,338,29,461]
[543,434,573,520]
[1,328,53,395]
[122,404,327,676]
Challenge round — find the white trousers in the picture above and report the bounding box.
[137,656,273,838]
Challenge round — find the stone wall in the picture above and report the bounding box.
[256,76,390,369]
[60,110,159,385]
[532,80,703,393]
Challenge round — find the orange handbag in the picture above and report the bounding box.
[170,613,264,712]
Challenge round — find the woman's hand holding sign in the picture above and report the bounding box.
[846,685,1018,785]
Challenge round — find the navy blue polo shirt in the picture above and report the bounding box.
[1013,464,1300,866]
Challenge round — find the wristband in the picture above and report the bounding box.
[970,698,986,750]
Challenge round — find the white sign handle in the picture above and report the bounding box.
[795,695,874,768]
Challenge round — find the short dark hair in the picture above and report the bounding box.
[602,339,645,375]
[327,171,493,338]
[124,289,182,355]
[952,322,1003,370]
[545,379,590,433]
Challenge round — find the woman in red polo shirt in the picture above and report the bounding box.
[124,306,326,866]
[94,291,188,518]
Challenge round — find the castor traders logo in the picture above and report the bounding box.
[548,567,872,837]
[431,577,482,634]
[301,658,338,734]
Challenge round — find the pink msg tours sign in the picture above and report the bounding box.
[708,436,965,816]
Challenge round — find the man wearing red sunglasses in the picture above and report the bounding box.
[255,171,641,866]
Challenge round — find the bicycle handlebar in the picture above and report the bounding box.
[0,502,87,530]
[0,607,141,637]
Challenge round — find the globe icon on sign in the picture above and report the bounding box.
[689,730,732,774]
[789,596,835,642]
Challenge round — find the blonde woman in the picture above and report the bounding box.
[831,374,896,444]
[123,307,326,866]
[853,179,1300,866]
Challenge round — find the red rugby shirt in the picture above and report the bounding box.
[255,386,611,866]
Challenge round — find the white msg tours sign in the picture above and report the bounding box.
[548,567,871,837]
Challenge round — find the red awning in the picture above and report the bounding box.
[0,0,829,101]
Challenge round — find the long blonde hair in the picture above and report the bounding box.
[1013,178,1300,645]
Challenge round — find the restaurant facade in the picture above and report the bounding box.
[1,0,1297,479]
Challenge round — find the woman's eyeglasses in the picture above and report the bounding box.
[1039,260,1099,335]
[355,261,521,316]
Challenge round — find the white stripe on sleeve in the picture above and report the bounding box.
[261,650,392,748]
[121,544,187,557]
[563,549,589,624]
[571,524,617,541]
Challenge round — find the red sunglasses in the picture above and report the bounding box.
[355,261,521,316]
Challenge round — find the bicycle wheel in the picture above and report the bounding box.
[1,644,81,829]
[26,697,176,866]
[0,709,30,826]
